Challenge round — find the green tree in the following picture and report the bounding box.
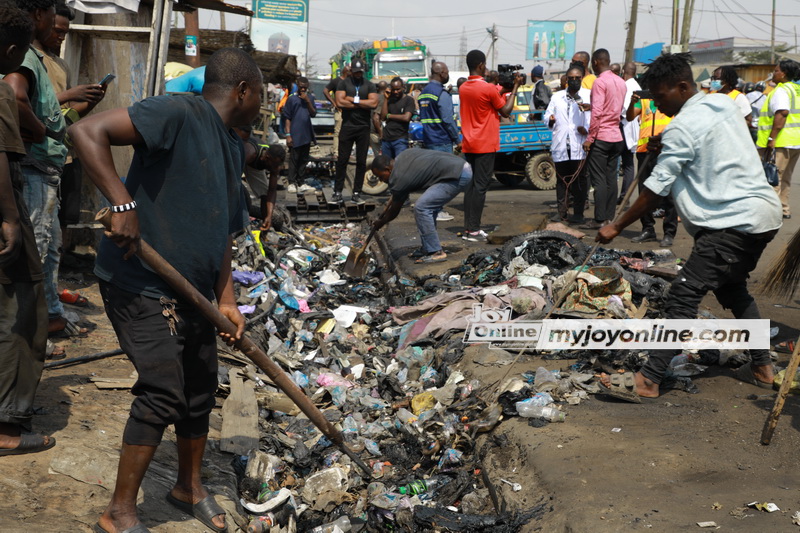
[738,44,794,64]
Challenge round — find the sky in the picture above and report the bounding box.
[198,0,800,75]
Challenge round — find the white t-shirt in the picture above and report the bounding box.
[733,93,752,117]
[621,77,642,151]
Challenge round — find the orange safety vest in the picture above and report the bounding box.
[636,99,671,153]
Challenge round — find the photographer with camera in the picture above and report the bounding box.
[459,50,520,242]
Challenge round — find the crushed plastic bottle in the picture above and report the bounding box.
[534,366,559,392]
[310,516,352,533]
[515,404,566,422]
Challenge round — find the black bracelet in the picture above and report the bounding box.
[111,201,137,213]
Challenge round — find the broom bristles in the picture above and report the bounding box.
[761,226,800,300]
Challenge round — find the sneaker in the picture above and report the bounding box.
[462,230,488,242]
[659,235,674,247]
[578,220,603,230]
[298,184,316,193]
[631,230,657,243]
[350,192,365,205]
[436,210,454,222]
[331,191,343,204]
[287,184,297,194]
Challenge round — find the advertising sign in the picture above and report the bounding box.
[251,0,309,72]
[252,0,307,22]
[526,20,577,62]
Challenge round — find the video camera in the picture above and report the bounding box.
[498,64,526,89]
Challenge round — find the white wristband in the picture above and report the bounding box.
[111,201,137,213]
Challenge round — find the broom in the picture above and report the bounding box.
[760,226,800,300]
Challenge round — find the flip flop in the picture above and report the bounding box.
[46,340,66,360]
[59,289,89,306]
[415,254,447,264]
[0,433,56,456]
[734,362,776,390]
[93,522,151,533]
[48,317,88,339]
[408,248,426,259]
[597,372,642,403]
[166,492,227,533]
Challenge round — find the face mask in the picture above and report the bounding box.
[710,80,722,92]
[567,80,581,92]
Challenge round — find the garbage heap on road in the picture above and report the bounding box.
[222,223,725,532]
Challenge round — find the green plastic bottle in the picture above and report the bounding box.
[550,33,557,59]
[558,32,566,59]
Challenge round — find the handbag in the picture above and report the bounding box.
[763,151,779,187]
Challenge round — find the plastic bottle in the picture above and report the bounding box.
[310,515,352,533]
[397,475,450,495]
[247,513,275,533]
[515,404,566,422]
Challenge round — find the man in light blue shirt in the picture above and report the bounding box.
[597,53,782,399]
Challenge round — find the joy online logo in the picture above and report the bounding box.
[464,305,542,346]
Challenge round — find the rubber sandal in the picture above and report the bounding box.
[0,433,56,456]
[597,372,642,403]
[93,522,151,533]
[166,492,227,533]
[59,289,89,306]
[407,248,426,259]
[48,317,88,339]
[46,340,66,360]
[415,254,447,264]
[734,362,776,390]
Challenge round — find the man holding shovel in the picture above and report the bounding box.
[596,53,782,400]
[70,48,264,533]
[370,148,472,264]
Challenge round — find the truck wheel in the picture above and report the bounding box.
[495,173,525,186]
[526,153,557,190]
[346,156,389,195]
[501,230,588,270]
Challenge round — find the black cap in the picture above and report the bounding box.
[351,59,365,73]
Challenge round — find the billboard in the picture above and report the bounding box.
[251,0,309,72]
[526,20,577,62]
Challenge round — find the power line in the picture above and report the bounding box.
[314,0,561,20]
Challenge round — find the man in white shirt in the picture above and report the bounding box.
[598,53,781,399]
[619,62,641,204]
[543,65,591,222]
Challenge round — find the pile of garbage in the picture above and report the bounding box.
[220,224,716,532]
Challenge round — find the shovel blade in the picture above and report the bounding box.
[343,247,369,277]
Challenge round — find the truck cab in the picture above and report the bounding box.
[372,49,428,85]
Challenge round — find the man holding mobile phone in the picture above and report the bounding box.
[283,76,316,195]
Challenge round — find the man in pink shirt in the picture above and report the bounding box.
[579,48,627,229]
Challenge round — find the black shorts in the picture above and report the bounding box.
[100,281,218,441]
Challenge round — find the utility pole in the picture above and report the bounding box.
[183,10,201,68]
[220,11,226,31]
[680,0,695,52]
[459,27,468,70]
[624,0,638,64]
[591,0,602,53]
[771,0,777,64]
[487,24,498,70]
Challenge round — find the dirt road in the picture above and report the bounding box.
[2,163,799,532]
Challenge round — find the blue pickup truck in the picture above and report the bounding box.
[494,108,556,190]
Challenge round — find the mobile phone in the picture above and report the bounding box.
[98,73,116,86]
[633,90,653,99]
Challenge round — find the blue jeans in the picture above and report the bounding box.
[414,162,473,253]
[426,143,453,153]
[22,166,63,319]
[381,138,408,159]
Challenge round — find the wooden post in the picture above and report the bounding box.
[761,338,800,445]
[591,0,602,53]
[624,0,639,64]
[183,9,201,68]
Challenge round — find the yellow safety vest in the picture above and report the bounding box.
[636,99,671,153]
[757,82,800,148]
[727,89,742,101]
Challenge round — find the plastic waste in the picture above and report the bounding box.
[515,404,566,422]
[247,513,275,532]
[310,516,352,533]
[397,475,451,496]
[534,366,559,392]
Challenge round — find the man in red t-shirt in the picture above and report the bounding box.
[459,50,520,241]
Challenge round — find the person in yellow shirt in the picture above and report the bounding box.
[625,92,676,246]
[572,51,596,89]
